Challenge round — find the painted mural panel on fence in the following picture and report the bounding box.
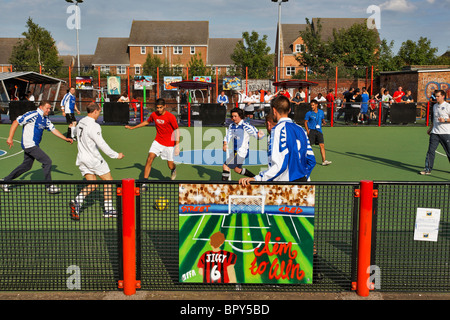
[178,183,315,284]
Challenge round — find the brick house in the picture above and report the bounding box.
[0,38,21,72]
[275,18,376,79]
[91,21,240,78]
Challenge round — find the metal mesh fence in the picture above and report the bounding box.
[137,181,359,292]
[373,182,450,292]
[0,181,122,291]
[2,180,449,293]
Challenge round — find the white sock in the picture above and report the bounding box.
[104,200,113,210]
[75,194,85,205]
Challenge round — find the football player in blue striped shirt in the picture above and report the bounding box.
[222,108,264,181]
[1,101,73,193]
[239,95,316,186]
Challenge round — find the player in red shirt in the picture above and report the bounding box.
[393,86,405,103]
[125,98,179,181]
[198,232,237,283]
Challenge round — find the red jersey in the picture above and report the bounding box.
[198,250,237,283]
[393,91,405,103]
[147,111,178,147]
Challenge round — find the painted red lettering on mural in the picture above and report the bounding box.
[249,232,304,281]
[181,205,211,213]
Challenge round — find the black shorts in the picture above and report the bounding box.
[308,129,324,145]
[65,113,77,124]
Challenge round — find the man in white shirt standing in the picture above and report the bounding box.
[420,90,450,175]
[70,103,124,220]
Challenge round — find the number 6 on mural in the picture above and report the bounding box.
[178,183,315,284]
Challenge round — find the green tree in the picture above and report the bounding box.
[187,52,211,77]
[142,54,163,79]
[9,17,63,75]
[378,39,402,72]
[231,31,274,79]
[331,22,380,77]
[297,19,381,78]
[296,18,334,77]
[396,37,438,66]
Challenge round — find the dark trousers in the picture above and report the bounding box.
[4,146,53,185]
[425,133,450,172]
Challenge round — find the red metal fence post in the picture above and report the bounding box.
[120,179,138,295]
[356,180,374,297]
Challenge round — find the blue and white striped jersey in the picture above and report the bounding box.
[16,108,55,149]
[255,118,316,182]
[224,120,260,158]
[61,92,76,113]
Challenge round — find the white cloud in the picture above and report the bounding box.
[56,41,74,54]
[380,0,416,12]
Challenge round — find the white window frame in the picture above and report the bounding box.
[190,46,195,54]
[295,44,303,53]
[173,46,183,55]
[135,66,141,75]
[117,66,127,75]
[286,66,296,76]
[140,46,146,54]
[101,66,110,74]
[153,46,163,54]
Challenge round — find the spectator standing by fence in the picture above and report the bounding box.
[382,89,393,124]
[325,89,335,122]
[419,90,450,175]
[393,86,405,103]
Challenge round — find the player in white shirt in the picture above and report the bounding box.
[69,103,124,220]
[420,90,450,175]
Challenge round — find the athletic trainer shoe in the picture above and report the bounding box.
[419,170,431,175]
[69,200,80,221]
[46,185,61,194]
[171,168,177,180]
[322,160,332,166]
[103,208,117,218]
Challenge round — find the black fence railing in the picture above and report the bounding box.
[1,99,436,128]
[0,180,448,294]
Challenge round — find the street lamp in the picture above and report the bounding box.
[65,0,83,76]
[272,0,288,81]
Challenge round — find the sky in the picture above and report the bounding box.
[1,0,449,58]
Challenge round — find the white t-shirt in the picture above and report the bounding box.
[74,116,119,168]
[431,101,450,135]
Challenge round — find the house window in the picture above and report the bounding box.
[140,46,146,54]
[153,46,162,54]
[286,66,296,76]
[117,66,127,74]
[295,44,305,53]
[190,46,195,54]
[101,66,110,74]
[173,46,183,54]
[135,66,141,75]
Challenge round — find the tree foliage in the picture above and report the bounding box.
[396,37,438,66]
[231,31,274,79]
[9,17,62,75]
[296,18,379,78]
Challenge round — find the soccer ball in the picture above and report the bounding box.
[154,196,169,211]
